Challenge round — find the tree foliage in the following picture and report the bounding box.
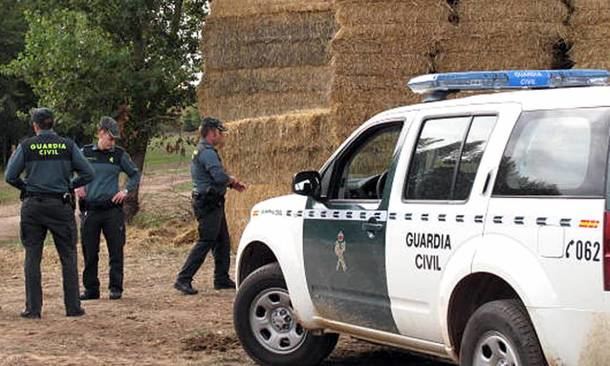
[6,0,209,216]
[0,0,37,167]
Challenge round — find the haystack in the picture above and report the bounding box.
[438,0,569,71]
[330,0,452,141]
[570,0,610,69]
[198,0,591,246]
[220,110,335,244]
[198,2,337,121]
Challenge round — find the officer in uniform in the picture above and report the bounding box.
[75,117,140,301]
[174,117,246,295]
[4,107,94,318]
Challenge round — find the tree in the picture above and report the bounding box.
[0,0,37,168]
[7,0,209,218]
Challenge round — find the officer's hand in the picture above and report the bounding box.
[74,186,86,199]
[233,180,247,192]
[112,190,128,204]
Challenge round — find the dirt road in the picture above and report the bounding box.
[0,171,450,366]
[0,236,450,366]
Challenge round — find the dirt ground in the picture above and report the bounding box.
[0,172,450,366]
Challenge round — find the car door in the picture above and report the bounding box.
[303,119,406,332]
[385,104,521,342]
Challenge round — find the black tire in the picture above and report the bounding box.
[233,263,339,366]
[460,299,547,366]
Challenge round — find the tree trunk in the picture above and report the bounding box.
[123,133,149,222]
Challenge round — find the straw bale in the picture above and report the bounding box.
[570,40,610,69]
[199,91,332,122]
[331,98,419,141]
[336,0,452,26]
[225,183,282,248]
[202,9,337,71]
[571,23,610,41]
[331,75,418,103]
[203,66,332,98]
[333,53,431,77]
[435,51,556,72]
[204,38,332,71]
[440,22,569,53]
[457,0,568,23]
[203,11,336,47]
[220,110,336,185]
[210,0,334,18]
[571,0,610,26]
[332,24,456,55]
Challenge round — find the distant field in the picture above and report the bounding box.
[0,175,20,206]
[144,134,196,172]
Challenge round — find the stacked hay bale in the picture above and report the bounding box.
[441,0,569,71]
[199,0,337,121]
[330,0,452,141]
[222,111,335,241]
[198,1,338,244]
[570,0,610,69]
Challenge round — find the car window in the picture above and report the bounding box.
[331,123,402,200]
[454,116,497,200]
[405,115,497,201]
[493,108,610,197]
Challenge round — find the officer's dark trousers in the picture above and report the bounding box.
[177,198,230,285]
[81,206,126,294]
[20,197,81,315]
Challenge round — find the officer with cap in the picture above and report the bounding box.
[75,117,140,301]
[5,107,94,319]
[174,116,246,295]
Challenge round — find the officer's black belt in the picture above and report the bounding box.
[25,191,66,199]
[81,200,122,211]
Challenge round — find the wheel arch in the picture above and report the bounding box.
[447,272,520,358]
[237,241,279,284]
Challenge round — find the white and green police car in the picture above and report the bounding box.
[233,70,610,366]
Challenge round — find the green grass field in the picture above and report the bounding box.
[0,176,20,205]
[144,134,196,172]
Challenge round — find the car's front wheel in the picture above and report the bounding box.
[460,299,546,366]
[234,263,338,366]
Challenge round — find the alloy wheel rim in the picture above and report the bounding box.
[473,331,520,366]
[249,287,307,354]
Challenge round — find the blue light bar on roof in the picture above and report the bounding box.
[407,69,610,96]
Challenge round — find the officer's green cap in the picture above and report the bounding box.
[99,116,121,138]
[201,116,227,132]
[31,108,54,124]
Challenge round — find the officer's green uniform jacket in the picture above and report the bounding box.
[191,141,230,195]
[81,144,140,203]
[4,130,94,193]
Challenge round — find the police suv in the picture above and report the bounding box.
[233,70,610,366]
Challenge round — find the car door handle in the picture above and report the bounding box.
[362,222,384,232]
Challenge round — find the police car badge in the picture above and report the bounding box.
[334,230,347,272]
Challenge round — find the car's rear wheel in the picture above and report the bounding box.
[234,263,338,366]
[460,299,546,366]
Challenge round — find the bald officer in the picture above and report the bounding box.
[5,107,94,319]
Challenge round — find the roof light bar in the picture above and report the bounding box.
[407,69,610,102]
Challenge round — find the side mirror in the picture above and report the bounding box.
[292,170,321,198]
